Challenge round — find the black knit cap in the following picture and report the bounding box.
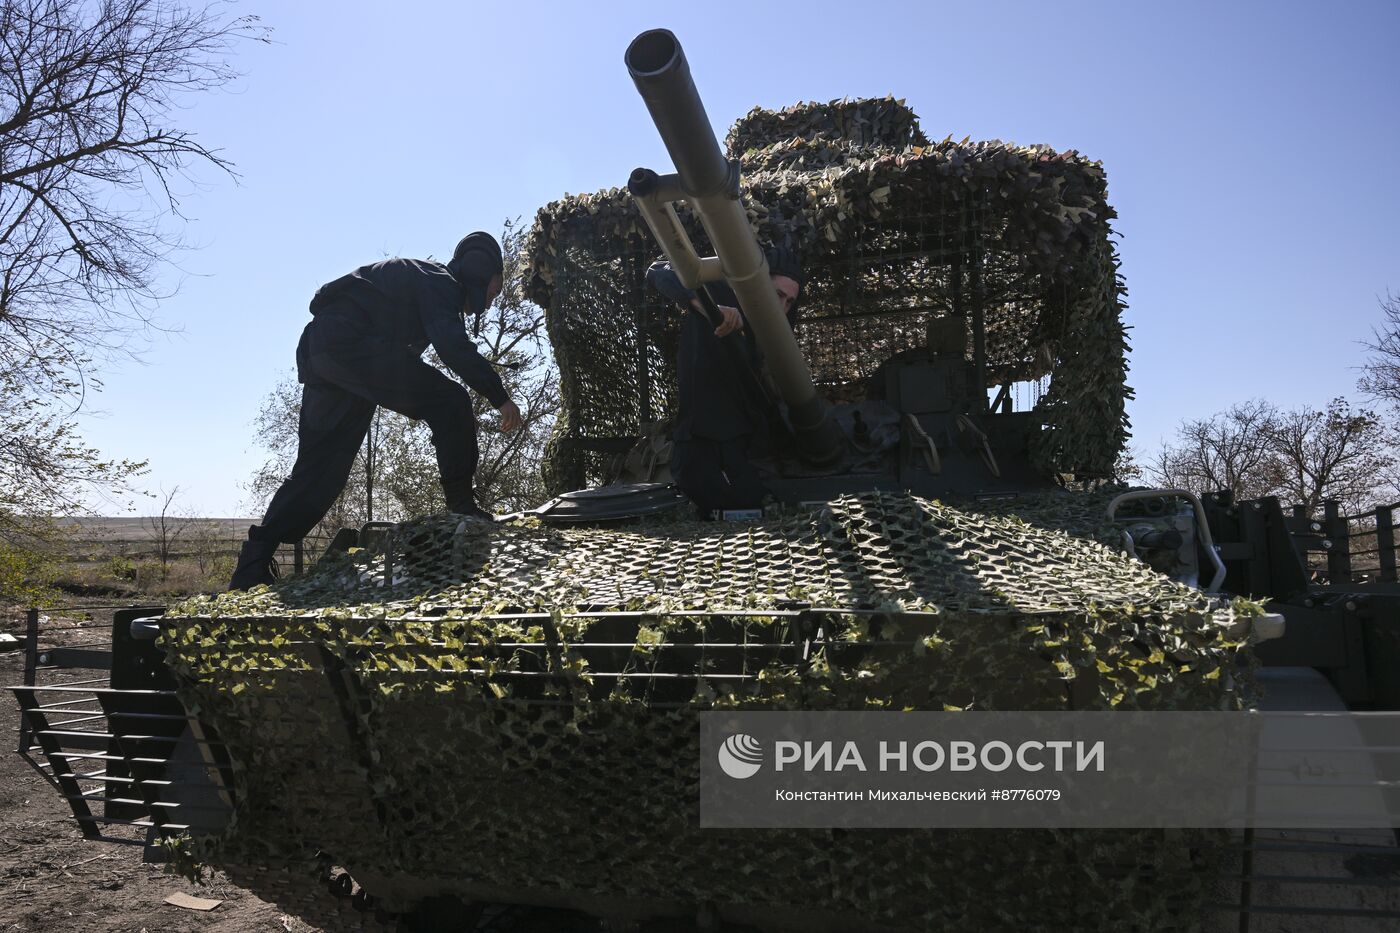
[764,244,805,325]
[449,231,503,318]
[449,231,503,281]
[764,245,803,287]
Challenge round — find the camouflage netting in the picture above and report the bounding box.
[524,98,1132,493]
[161,491,1261,931]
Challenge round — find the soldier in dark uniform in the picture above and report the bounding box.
[645,246,803,516]
[228,232,521,591]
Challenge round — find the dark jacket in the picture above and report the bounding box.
[307,258,508,408]
[646,262,773,443]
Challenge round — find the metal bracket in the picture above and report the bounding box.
[902,413,942,474]
[955,413,1001,478]
[629,168,728,291]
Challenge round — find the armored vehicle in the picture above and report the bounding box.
[12,28,1400,933]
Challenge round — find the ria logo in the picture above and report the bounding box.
[718,733,763,779]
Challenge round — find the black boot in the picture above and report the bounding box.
[443,477,494,522]
[228,526,281,591]
[454,499,495,522]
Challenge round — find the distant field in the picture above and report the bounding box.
[58,516,257,544]
[47,517,260,597]
[42,517,343,599]
[56,516,255,563]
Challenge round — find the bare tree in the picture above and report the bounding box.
[1269,399,1393,513]
[1359,291,1400,410]
[184,514,229,576]
[1,1,263,584]
[1145,397,1397,512]
[1144,399,1281,501]
[1357,291,1400,495]
[0,0,268,397]
[142,484,189,579]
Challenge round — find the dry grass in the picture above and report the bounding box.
[50,557,233,599]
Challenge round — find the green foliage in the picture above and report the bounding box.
[107,554,137,582]
[0,533,57,604]
[0,365,147,533]
[158,834,212,885]
[206,552,237,584]
[0,364,147,601]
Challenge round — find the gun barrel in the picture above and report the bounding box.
[624,29,845,466]
[625,31,730,199]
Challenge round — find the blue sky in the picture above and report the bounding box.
[73,0,1400,516]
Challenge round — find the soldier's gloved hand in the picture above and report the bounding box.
[714,305,743,337]
[497,400,522,432]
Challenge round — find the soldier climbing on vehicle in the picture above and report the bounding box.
[228,232,522,591]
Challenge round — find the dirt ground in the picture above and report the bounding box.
[0,606,326,933]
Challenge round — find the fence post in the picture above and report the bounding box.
[293,540,304,575]
[1324,500,1351,585]
[18,607,39,752]
[1376,505,1396,584]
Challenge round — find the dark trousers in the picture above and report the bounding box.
[670,436,769,515]
[257,321,480,543]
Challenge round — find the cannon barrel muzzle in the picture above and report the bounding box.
[625,30,732,199]
[624,29,845,466]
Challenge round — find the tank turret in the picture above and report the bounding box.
[526,41,1131,513]
[624,28,845,467]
